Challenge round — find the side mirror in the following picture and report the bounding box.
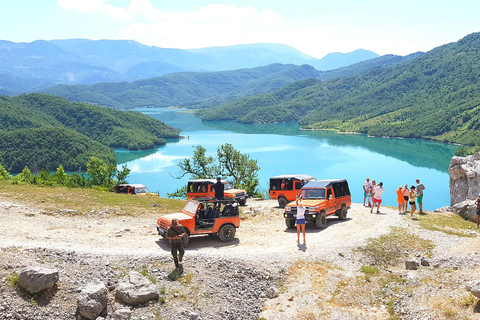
[329,195,333,200]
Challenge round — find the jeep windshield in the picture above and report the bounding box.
[135,187,149,194]
[182,200,199,216]
[224,182,234,190]
[299,188,326,199]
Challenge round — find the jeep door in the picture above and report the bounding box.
[325,188,337,215]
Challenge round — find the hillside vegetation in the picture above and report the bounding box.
[199,32,480,149]
[0,94,180,172]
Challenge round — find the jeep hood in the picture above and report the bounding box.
[286,199,326,207]
[158,212,192,222]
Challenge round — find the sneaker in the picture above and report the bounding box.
[411,216,414,220]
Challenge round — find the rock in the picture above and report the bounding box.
[421,257,430,267]
[115,271,159,306]
[449,152,480,206]
[77,283,108,320]
[451,200,477,221]
[182,310,199,320]
[110,308,132,320]
[265,286,280,299]
[434,206,452,213]
[18,267,59,293]
[465,280,480,298]
[405,260,418,270]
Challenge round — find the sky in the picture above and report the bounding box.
[1,0,480,59]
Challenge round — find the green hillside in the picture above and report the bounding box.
[198,32,480,148]
[40,64,323,109]
[0,94,180,172]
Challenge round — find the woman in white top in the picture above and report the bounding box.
[296,195,306,244]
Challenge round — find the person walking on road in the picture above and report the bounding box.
[296,195,306,244]
[416,179,425,214]
[166,218,187,272]
[371,182,384,214]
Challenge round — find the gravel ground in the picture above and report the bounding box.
[1,198,480,319]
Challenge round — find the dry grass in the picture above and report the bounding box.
[414,211,477,237]
[0,180,184,217]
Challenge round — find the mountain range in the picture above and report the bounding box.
[198,32,480,151]
[0,39,378,94]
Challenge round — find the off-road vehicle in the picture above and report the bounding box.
[187,179,248,205]
[269,174,316,207]
[156,198,240,246]
[114,184,159,197]
[284,179,351,229]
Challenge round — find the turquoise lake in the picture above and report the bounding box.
[116,108,458,211]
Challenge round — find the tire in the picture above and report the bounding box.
[278,197,288,208]
[315,211,327,229]
[182,233,189,247]
[238,198,247,206]
[338,205,348,220]
[218,224,236,242]
[285,219,295,229]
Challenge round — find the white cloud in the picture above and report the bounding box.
[121,4,283,48]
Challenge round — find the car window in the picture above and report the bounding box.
[136,187,148,194]
[300,189,325,199]
[224,182,233,190]
[183,201,199,215]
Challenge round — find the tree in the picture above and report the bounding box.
[169,143,260,198]
[86,156,117,190]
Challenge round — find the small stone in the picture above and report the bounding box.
[405,260,418,270]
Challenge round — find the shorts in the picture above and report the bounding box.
[373,198,381,204]
[417,194,423,204]
[398,199,404,204]
[404,196,409,201]
[409,201,415,205]
[364,191,367,198]
[476,208,480,216]
[296,218,305,225]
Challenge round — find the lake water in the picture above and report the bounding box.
[116,108,458,210]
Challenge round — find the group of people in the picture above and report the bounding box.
[395,179,425,219]
[362,178,385,214]
[362,177,425,219]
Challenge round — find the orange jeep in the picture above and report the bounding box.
[270,174,316,207]
[114,184,159,197]
[187,179,248,205]
[156,198,240,246]
[284,179,351,229]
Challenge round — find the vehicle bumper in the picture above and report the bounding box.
[157,226,167,236]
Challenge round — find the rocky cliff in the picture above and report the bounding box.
[449,152,480,206]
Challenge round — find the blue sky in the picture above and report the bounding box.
[1,0,480,58]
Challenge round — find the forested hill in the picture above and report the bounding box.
[39,54,417,110]
[0,94,180,172]
[39,64,322,109]
[198,32,480,149]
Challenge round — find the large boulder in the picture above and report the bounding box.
[449,152,480,206]
[115,271,159,306]
[18,266,59,293]
[77,283,108,320]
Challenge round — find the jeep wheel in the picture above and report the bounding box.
[315,211,327,229]
[278,197,288,208]
[181,233,190,247]
[238,198,247,206]
[338,205,348,220]
[285,219,295,229]
[218,225,236,242]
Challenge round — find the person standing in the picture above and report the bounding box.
[403,183,409,213]
[363,177,372,207]
[371,182,384,214]
[166,218,186,271]
[396,185,405,214]
[296,195,306,244]
[475,194,480,228]
[409,186,418,219]
[213,176,225,200]
[416,179,425,214]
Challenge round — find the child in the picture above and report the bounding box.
[396,185,404,214]
[296,195,306,244]
[475,193,480,228]
[409,186,417,219]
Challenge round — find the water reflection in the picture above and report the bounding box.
[204,121,457,173]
